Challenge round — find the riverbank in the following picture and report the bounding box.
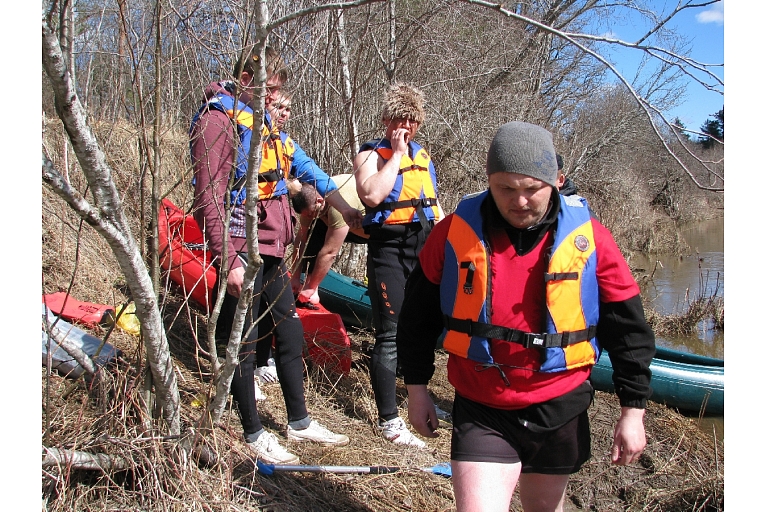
[42,323,724,511]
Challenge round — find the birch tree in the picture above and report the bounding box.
[42,10,181,435]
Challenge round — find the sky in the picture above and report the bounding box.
[600,0,724,132]
[657,1,724,128]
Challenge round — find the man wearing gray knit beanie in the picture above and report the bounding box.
[483,121,565,229]
[397,122,655,510]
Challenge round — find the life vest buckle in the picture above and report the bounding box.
[522,333,547,348]
[460,261,476,295]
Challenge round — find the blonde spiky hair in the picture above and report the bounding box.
[381,83,425,124]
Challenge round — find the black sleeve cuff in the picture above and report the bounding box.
[597,295,656,407]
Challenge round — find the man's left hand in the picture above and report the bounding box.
[611,406,647,465]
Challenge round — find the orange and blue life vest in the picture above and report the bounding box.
[440,191,600,373]
[359,138,440,228]
[190,90,293,204]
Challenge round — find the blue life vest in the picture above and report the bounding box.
[190,90,290,204]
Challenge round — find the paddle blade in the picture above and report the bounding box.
[426,462,452,478]
[256,460,275,475]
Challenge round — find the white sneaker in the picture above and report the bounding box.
[286,420,350,446]
[257,358,279,384]
[378,417,426,448]
[253,379,266,401]
[247,431,300,464]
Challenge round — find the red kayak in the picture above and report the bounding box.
[158,199,351,375]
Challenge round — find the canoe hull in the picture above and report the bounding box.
[42,305,122,378]
[158,199,217,312]
[43,292,116,329]
[318,270,373,329]
[318,270,724,414]
[317,270,374,330]
[591,351,723,415]
[297,304,352,375]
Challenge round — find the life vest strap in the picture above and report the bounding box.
[231,169,283,193]
[367,197,437,230]
[367,196,438,214]
[257,170,283,183]
[443,315,597,349]
[400,164,430,174]
[544,272,578,282]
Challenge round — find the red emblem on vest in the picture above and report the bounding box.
[574,234,590,252]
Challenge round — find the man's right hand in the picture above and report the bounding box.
[340,207,363,230]
[227,266,245,298]
[406,384,440,439]
[297,288,320,305]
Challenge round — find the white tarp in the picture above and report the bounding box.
[41,304,122,378]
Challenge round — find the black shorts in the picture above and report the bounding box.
[450,383,593,474]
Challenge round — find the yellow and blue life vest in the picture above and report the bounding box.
[440,191,600,373]
[190,90,293,203]
[359,139,440,228]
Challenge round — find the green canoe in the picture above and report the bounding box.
[318,269,724,415]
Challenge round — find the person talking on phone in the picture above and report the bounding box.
[354,83,444,448]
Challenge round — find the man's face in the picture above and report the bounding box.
[488,172,563,229]
[384,117,420,141]
[240,72,283,108]
[264,75,283,108]
[300,192,325,220]
[268,96,292,129]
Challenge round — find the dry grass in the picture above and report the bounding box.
[636,263,725,339]
[42,329,725,511]
[42,299,724,511]
[646,294,725,338]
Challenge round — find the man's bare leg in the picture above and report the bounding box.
[519,473,569,512]
[452,460,520,512]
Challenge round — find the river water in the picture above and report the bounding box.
[628,217,724,437]
[629,217,724,359]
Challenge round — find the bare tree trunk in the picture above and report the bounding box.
[42,19,180,435]
[43,447,130,471]
[203,2,270,427]
[335,9,360,163]
[387,0,396,81]
[149,0,163,298]
[42,311,99,377]
[58,0,75,93]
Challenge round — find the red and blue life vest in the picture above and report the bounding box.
[440,191,600,373]
[359,138,440,228]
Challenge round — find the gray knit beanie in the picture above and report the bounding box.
[486,121,559,187]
